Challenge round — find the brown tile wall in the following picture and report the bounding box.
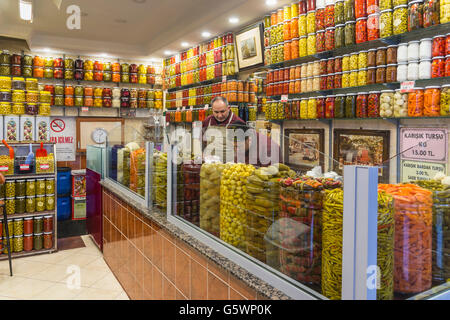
[102,188,263,300]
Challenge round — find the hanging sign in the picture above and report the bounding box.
[401,160,447,182]
[400,128,448,163]
[50,117,76,161]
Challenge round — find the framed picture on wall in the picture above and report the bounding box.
[235,22,265,71]
[333,129,390,183]
[284,129,325,172]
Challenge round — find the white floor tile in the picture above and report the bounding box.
[32,264,72,283]
[79,268,109,287]
[31,282,83,300]
[72,287,123,300]
[90,273,124,292]
[83,257,110,272]
[76,246,102,257]
[6,278,54,299]
[53,252,100,268]
[4,261,54,278]
[115,291,130,300]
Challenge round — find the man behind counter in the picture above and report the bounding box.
[202,96,245,129]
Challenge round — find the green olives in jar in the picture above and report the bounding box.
[26,196,35,213]
[15,180,26,197]
[26,179,35,196]
[13,218,23,236]
[380,10,394,38]
[15,197,25,214]
[46,194,55,211]
[5,181,15,198]
[45,178,55,195]
[36,179,46,196]
[6,198,15,215]
[380,0,393,10]
[36,195,45,212]
[393,5,408,35]
[13,235,23,252]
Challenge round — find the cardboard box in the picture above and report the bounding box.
[19,115,35,142]
[4,115,20,142]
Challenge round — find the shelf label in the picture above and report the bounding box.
[401,160,447,183]
[222,76,227,82]
[281,95,288,102]
[400,81,415,93]
[40,163,50,170]
[400,128,448,162]
[81,107,89,112]
[0,166,8,172]
[20,164,30,171]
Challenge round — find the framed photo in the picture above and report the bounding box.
[284,129,325,172]
[333,129,390,183]
[235,22,265,71]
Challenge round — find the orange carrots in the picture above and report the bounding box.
[378,184,433,294]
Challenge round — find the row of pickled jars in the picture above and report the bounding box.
[2,215,53,236]
[166,61,236,89]
[167,92,257,109]
[264,85,449,120]
[0,102,50,116]
[1,232,54,253]
[166,108,211,123]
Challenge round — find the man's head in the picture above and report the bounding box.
[211,96,230,123]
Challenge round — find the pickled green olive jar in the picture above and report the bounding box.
[15,180,26,197]
[36,179,46,196]
[26,196,35,213]
[5,181,15,198]
[13,218,23,236]
[34,233,43,250]
[46,178,55,195]
[15,197,25,214]
[26,179,36,196]
[33,216,43,233]
[14,235,23,252]
[46,194,55,211]
[36,196,45,212]
[6,198,15,215]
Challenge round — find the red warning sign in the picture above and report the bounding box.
[51,119,65,132]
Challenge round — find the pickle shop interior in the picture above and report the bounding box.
[0,0,448,301]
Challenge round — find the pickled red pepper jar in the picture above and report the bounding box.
[432,35,445,57]
[317,96,326,118]
[356,17,368,43]
[316,6,326,31]
[356,92,368,118]
[367,13,380,41]
[368,91,381,118]
[423,0,440,28]
[317,30,326,52]
[325,4,335,28]
[355,0,367,18]
[408,88,424,116]
[325,27,335,51]
[431,56,445,78]
[408,0,424,31]
[325,95,335,118]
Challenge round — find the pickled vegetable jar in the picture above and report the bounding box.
[393,5,408,35]
[358,68,368,86]
[6,198,15,215]
[357,92,368,117]
[408,88,424,116]
[307,33,317,55]
[36,179,46,196]
[358,51,368,69]
[15,196,25,214]
[356,17,368,43]
[334,24,345,48]
[345,94,357,117]
[367,13,380,41]
[325,27,335,51]
[368,91,381,117]
[334,94,345,118]
[380,90,395,117]
[36,196,45,212]
[46,194,55,211]
[316,30,326,52]
[432,35,445,57]
[408,0,424,31]
[325,4,335,28]
[307,11,316,34]
[316,7,326,31]
[26,196,35,213]
[355,0,367,18]
[344,21,356,46]
[423,0,440,27]
[440,84,450,115]
[325,96,335,118]
[386,64,397,82]
[423,86,440,116]
[387,45,398,64]
[344,0,355,20]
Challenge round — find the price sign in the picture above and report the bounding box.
[400,128,448,162]
[400,81,415,93]
[20,164,30,171]
[281,95,288,102]
[0,166,8,172]
[81,107,89,112]
[401,160,447,182]
[40,163,50,170]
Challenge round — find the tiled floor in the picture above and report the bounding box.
[0,235,129,300]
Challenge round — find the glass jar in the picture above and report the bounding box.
[36,195,45,212]
[44,232,53,249]
[408,40,420,61]
[408,88,424,116]
[407,60,419,80]
[423,0,440,27]
[334,24,345,49]
[26,196,35,213]
[379,10,394,39]
[12,103,25,115]
[335,0,345,24]
[334,72,342,88]
[307,11,316,34]
[299,14,307,37]
[357,92,369,117]
[396,62,408,81]
[334,94,345,118]
[15,180,26,197]
[440,84,450,115]
[24,234,33,252]
[341,71,350,87]
[419,59,432,79]
[419,38,432,60]
[326,73,335,89]
[325,27,335,51]
[344,21,356,46]
[317,96,326,118]
[365,49,375,68]
[13,236,23,253]
[423,86,440,116]
[6,181,15,198]
[358,51,368,69]
[34,233,43,250]
[46,194,55,211]
[325,95,335,118]
[23,217,33,234]
[36,179,46,196]
[431,56,445,78]
[13,218,23,236]
[345,0,355,20]
[307,97,318,119]
[355,0,367,18]
[408,0,424,31]
[356,17,368,43]
[6,198,15,215]
[397,43,408,63]
[299,36,308,57]
[15,197,25,214]
[300,99,308,119]
[368,91,381,117]
[386,64,397,82]
[325,4,335,28]
[316,30,326,52]
[316,7,326,31]
[376,47,387,65]
[393,5,408,35]
[349,70,358,86]
[307,33,317,55]
[432,35,445,57]
[376,65,386,83]
[357,68,367,86]
[386,45,398,65]
[345,94,357,117]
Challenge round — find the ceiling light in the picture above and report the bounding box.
[266,0,277,6]
[181,42,190,48]
[41,48,53,53]
[229,17,239,24]
[164,50,173,56]
[99,53,109,58]
[19,0,33,21]
[202,31,211,38]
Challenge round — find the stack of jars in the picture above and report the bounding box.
[84,86,93,107]
[112,87,121,108]
[164,33,236,89]
[262,0,444,66]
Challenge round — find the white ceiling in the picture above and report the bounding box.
[0,0,293,62]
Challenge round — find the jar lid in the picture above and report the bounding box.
[24,233,33,236]
[367,66,377,69]
[327,95,336,98]
[414,87,424,89]
[369,91,381,94]
[381,90,395,93]
[36,195,46,198]
[377,65,387,67]
[442,84,450,87]
[335,24,345,28]
[356,17,368,21]
[409,40,420,44]
[34,216,43,219]
[317,29,325,33]
[386,44,398,48]
[397,61,408,64]
[420,38,432,42]
[46,194,55,197]
[13,217,23,221]
[359,50,368,53]
[34,233,43,236]
[317,96,326,98]
[386,64,398,67]
[368,13,380,17]
[12,77,25,81]
[44,232,53,235]
[345,20,356,24]
[342,70,351,73]
[325,27,335,30]
[307,9,316,13]
[24,217,33,220]
[307,33,315,36]
[432,56,445,59]
[432,34,445,39]
[394,4,408,8]
[14,235,23,238]
[358,68,368,71]
[335,94,345,97]
[377,46,387,50]
[316,6,325,10]
[446,55,450,58]
[419,58,432,62]
[347,93,357,95]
